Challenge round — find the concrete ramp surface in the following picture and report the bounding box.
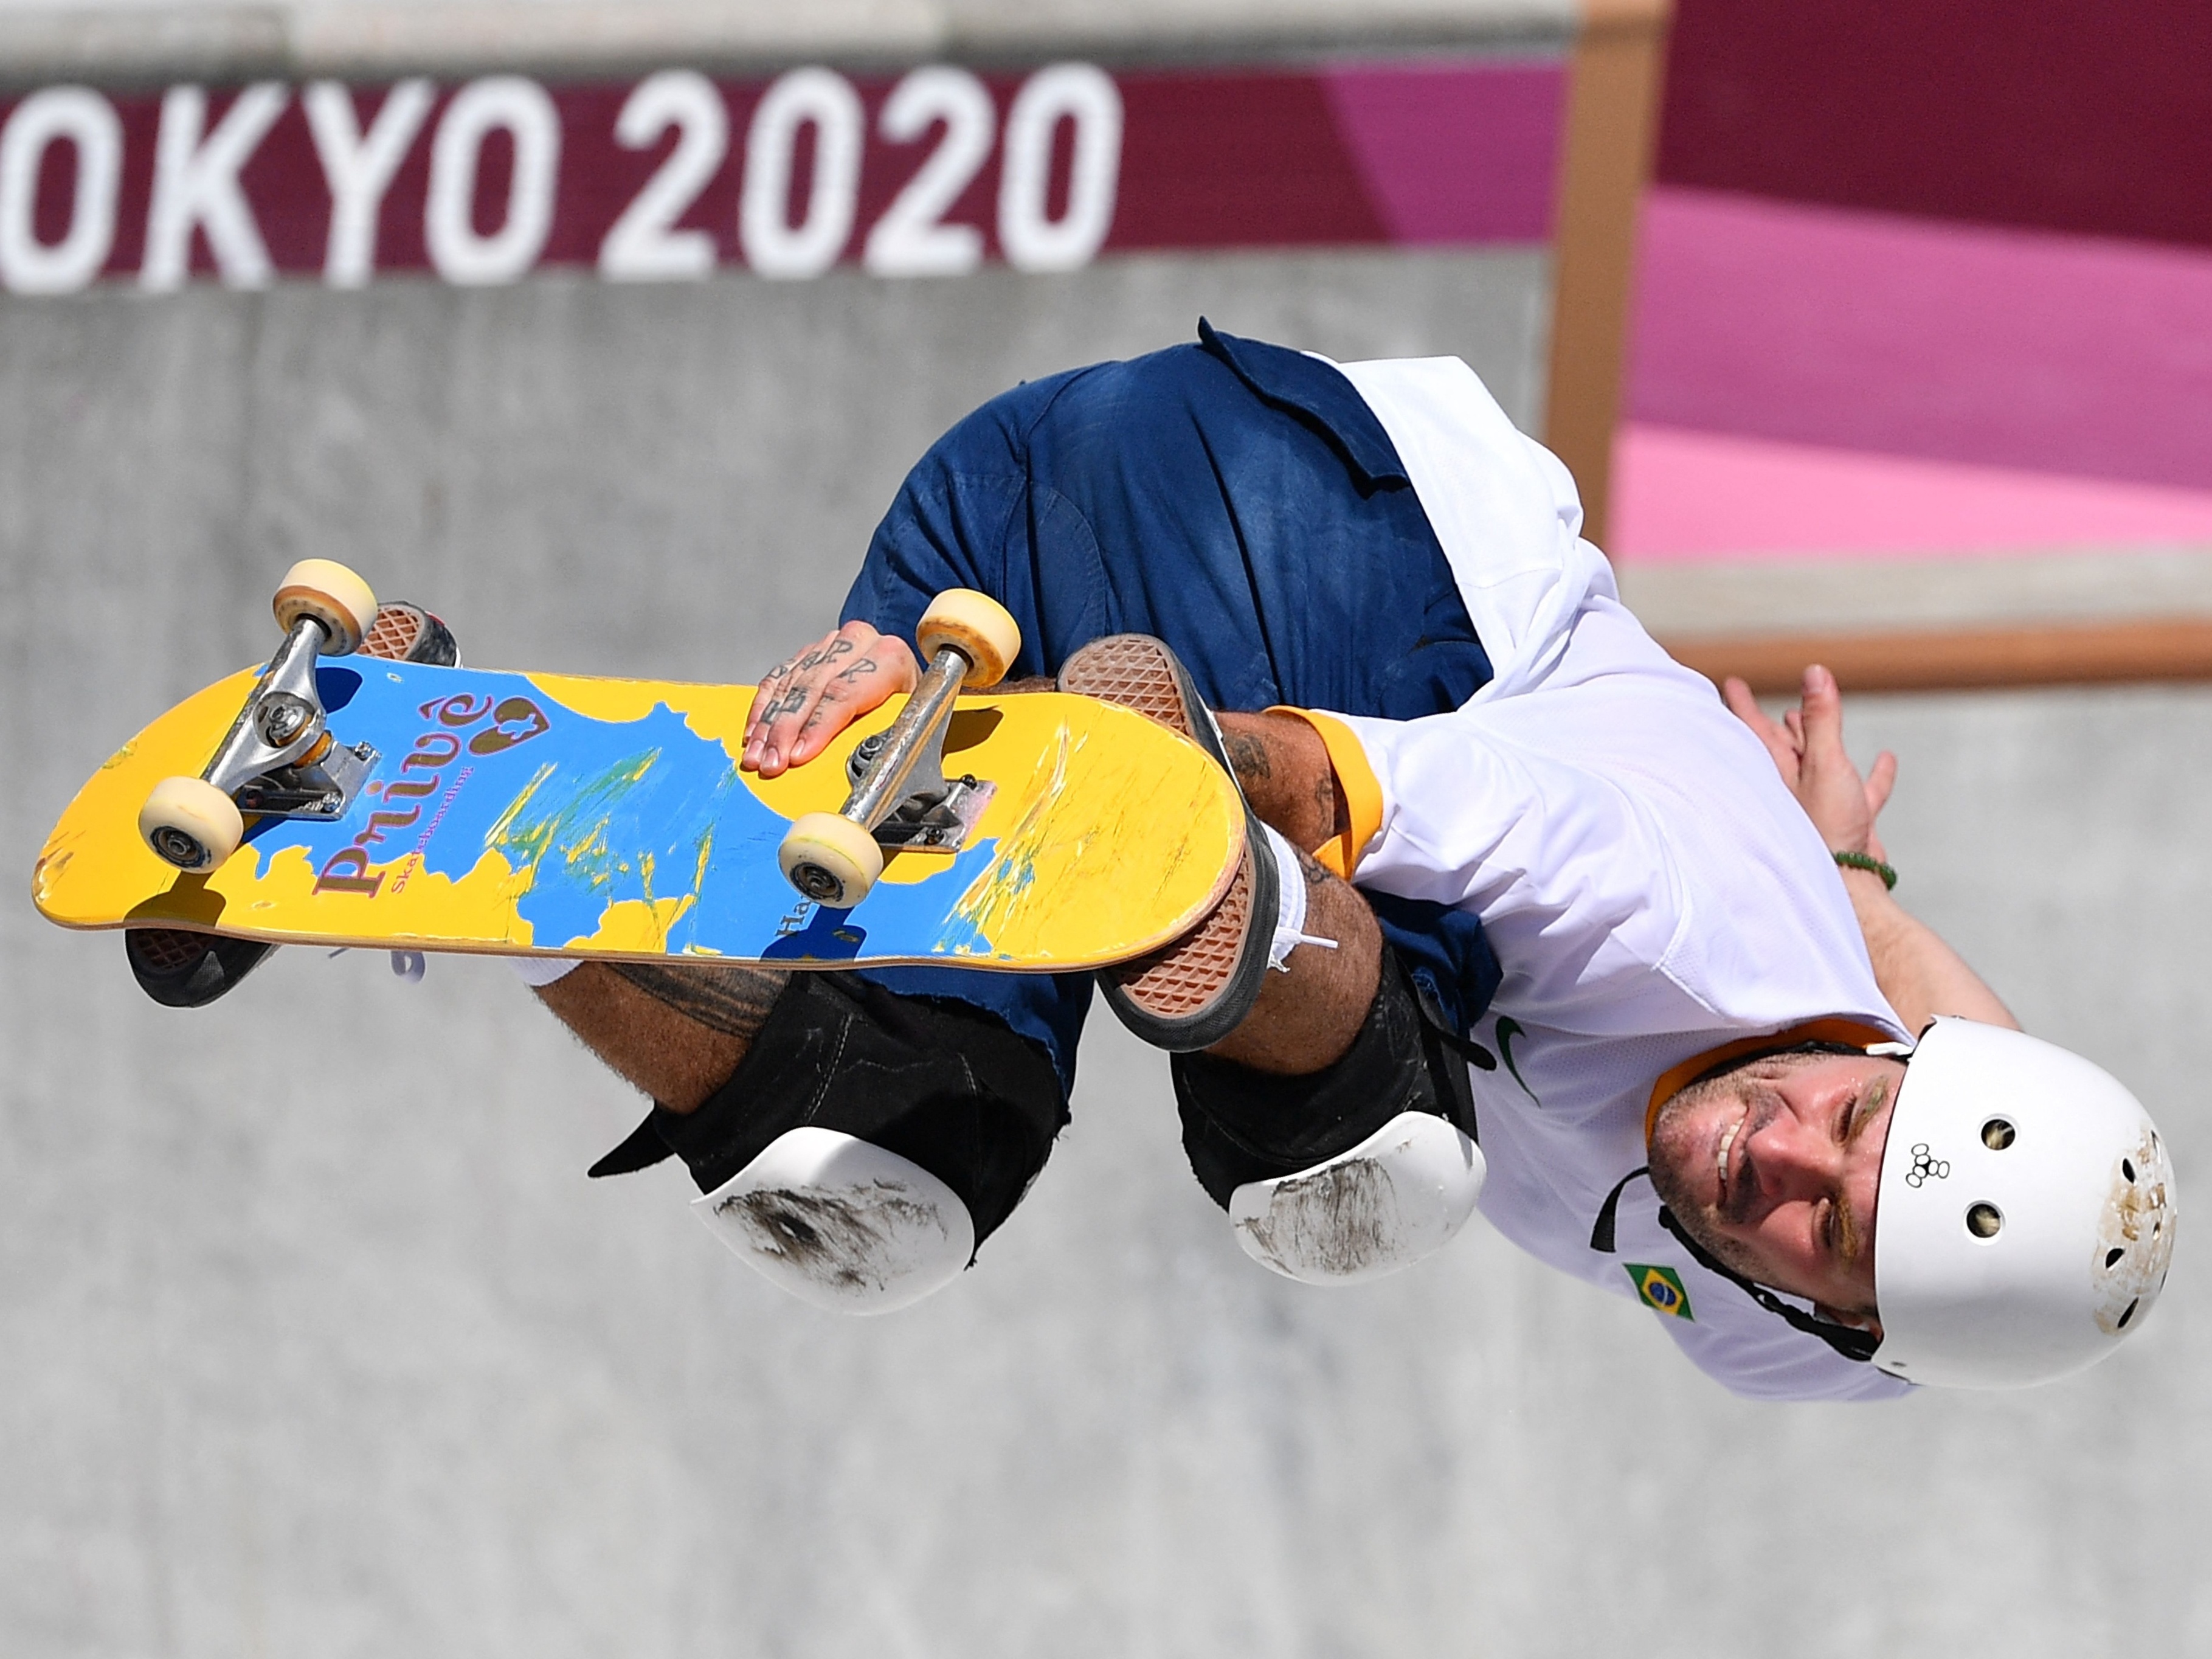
[2,9,2207,1654]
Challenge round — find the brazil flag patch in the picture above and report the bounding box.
[1626,1263,1693,1320]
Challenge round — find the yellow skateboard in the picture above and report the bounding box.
[33,564,1243,973]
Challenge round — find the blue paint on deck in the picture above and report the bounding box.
[233,665,1010,960]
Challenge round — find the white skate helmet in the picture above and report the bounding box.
[1873,1017,2177,1389]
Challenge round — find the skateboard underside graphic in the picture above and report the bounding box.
[35,661,1245,972]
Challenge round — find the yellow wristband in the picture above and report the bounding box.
[1263,707,1383,879]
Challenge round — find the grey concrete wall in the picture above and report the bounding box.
[0,0,1577,83]
[3,255,2207,1658]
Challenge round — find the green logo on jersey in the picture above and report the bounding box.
[1494,1015,1540,1105]
[1626,1263,1693,1320]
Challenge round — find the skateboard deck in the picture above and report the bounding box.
[33,660,1245,971]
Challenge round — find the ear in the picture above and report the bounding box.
[1814,1303,1884,1341]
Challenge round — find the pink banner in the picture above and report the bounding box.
[0,59,1563,293]
[1612,424,2212,563]
[1630,185,2212,494]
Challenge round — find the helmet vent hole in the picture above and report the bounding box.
[2123,1157,2138,1183]
[1980,1118,2016,1150]
[1966,1202,2003,1239]
[2117,1297,2140,1330]
[2105,1247,2126,1269]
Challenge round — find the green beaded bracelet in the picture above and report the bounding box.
[1833,850,1897,890]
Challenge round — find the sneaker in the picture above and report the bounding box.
[359,601,460,668]
[123,926,281,1010]
[125,600,460,1009]
[1056,634,1280,1051]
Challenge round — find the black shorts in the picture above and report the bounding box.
[592,949,1474,1239]
[593,971,1068,1249]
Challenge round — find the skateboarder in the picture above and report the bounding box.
[523,324,2171,1399]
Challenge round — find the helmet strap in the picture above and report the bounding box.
[1587,1166,1882,1365]
[1654,1205,1881,1363]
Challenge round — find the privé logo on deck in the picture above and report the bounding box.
[314,689,550,896]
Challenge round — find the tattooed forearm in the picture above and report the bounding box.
[1314,765,1344,840]
[1213,710,1341,852]
[607,962,789,1041]
[1223,730,1272,784]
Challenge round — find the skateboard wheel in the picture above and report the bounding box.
[272,559,378,656]
[779,812,883,908]
[917,589,1020,690]
[139,776,244,873]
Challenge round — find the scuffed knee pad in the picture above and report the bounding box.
[1172,949,1476,1208]
[694,1126,975,1314]
[610,971,1067,1250]
[1228,1110,1485,1284]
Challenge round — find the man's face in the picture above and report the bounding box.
[1647,1053,1907,1322]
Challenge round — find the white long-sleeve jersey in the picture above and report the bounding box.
[1319,352,1912,1401]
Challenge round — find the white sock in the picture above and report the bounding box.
[1259,822,1338,971]
[512,955,581,988]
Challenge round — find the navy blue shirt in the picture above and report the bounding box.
[842,322,1499,1084]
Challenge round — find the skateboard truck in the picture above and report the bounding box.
[201,611,376,819]
[844,731,994,853]
[137,560,384,874]
[779,589,1021,909]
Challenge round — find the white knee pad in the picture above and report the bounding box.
[1228,1112,1486,1285]
[692,1127,974,1314]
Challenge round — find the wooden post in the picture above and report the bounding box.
[1661,618,2212,694]
[1544,0,1672,548]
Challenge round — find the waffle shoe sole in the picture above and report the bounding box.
[1056,634,1280,1052]
[124,601,459,1009]
[360,601,458,667]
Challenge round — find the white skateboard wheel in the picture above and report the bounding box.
[917,589,1020,690]
[779,812,883,908]
[139,775,245,872]
[273,559,378,656]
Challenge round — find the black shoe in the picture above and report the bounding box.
[359,601,460,667]
[124,598,460,1009]
[123,927,278,1008]
[1055,634,1281,1051]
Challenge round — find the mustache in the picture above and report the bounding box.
[1718,1093,1782,1226]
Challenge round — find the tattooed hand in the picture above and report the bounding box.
[741,621,920,777]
